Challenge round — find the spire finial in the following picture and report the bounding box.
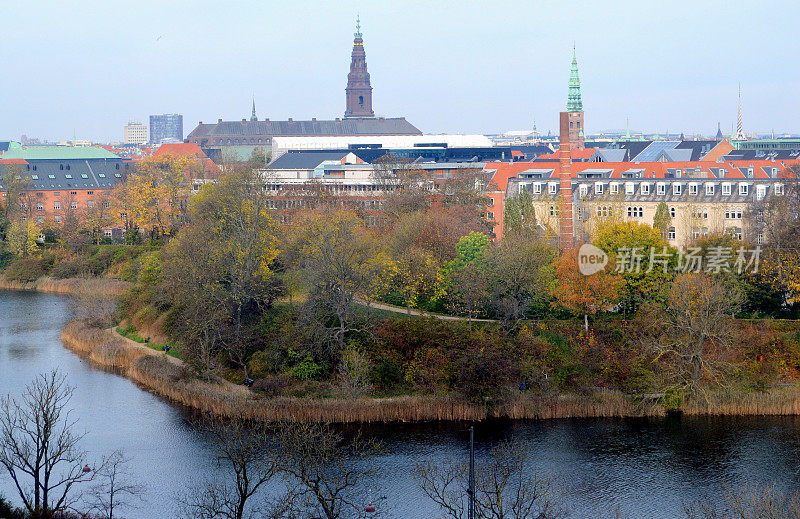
[566,45,582,112]
[355,14,362,39]
[251,94,257,122]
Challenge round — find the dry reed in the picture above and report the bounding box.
[0,275,132,297]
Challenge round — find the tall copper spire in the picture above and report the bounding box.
[345,15,374,118]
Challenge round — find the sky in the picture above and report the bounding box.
[0,0,798,142]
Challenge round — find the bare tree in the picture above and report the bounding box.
[415,440,565,519]
[85,450,145,519]
[0,370,97,517]
[180,416,281,519]
[277,422,382,519]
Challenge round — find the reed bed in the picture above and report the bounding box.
[60,319,800,423]
[0,275,132,297]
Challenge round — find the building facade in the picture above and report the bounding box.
[149,114,183,144]
[124,121,148,145]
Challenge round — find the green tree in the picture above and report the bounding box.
[652,201,672,241]
[503,190,538,239]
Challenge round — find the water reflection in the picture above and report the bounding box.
[1,291,800,518]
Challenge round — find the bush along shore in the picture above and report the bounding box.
[60,318,800,423]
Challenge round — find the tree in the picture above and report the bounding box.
[653,201,672,241]
[160,167,281,377]
[296,210,389,354]
[0,370,97,517]
[278,422,382,519]
[642,273,743,394]
[484,237,556,329]
[685,483,800,519]
[85,450,145,519]
[552,247,623,332]
[503,190,539,239]
[180,416,282,519]
[415,439,565,519]
[391,246,440,312]
[449,262,490,326]
[593,220,677,312]
[6,219,40,258]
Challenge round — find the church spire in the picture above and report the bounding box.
[567,44,583,112]
[251,95,257,122]
[733,83,745,140]
[344,15,374,118]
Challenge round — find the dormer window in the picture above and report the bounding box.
[609,183,619,194]
[776,183,784,196]
[595,183,604,194]
[641,183,650,195]
[579,185,588,197]
[739,183,749,196]
[625,182,634,195]
[673,183,682,195]
[722,183,732,195]
[548,182,558,194]
[657,183,666,195]
[689,183,698,195]
[705,183,715,196]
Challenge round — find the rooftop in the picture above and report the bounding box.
[0,142,120,160]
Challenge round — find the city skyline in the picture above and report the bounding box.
[0,0,797,142]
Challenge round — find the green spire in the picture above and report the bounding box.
[567,44,583,112]
[354,14,362,39]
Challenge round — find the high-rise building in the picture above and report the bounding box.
[123,121,148,145]
[344,16,374,119]
[149,114,183,144]
[566,46,585,149]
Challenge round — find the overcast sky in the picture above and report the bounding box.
[0,0,797,142]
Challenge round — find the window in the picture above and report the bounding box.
[625,183,634,194]
[532,183,542,194]
[597,206,612,217]
[641,183,650,195]
[579,185,588,197]
[36,216,44,224]
[756,185,767,200]
[725,209,743,219]
[657,183,666,195]
[70,201,78,209]
[87,191,93,195]
[670,207,676,218]
[98,173,106,178]
[31,175,38,180]
[65,174,72,179]
[549,205,559,217]
[739,184,749,196]
[668,227,676,240]
[70,191,77,195]
[81,174,88,179]
[54,215,61,223]
[87,200,94,208]
[53,201,61,210]
[609,183,619,194]
[36,202,43,211]
[103,201,110,208]
[595,183,604,194]
[48,174,56,179]
[673,184,682,195]
[722,183,732,195]
[689,183,698,195]
[627,206,643,218]
[776,184,785,196]
[705,183,715,196]
[54,192,60,196]
[548,183,558,194]
[60,164,64,170]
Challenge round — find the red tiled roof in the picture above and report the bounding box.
[153,143,207,159]
[536,148,597,161]
[0,158,29,165]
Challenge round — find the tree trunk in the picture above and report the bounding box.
[584,313,589,333]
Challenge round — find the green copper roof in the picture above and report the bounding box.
[567,47,583,112]
[354,14,362,39]
[0,142,119,160]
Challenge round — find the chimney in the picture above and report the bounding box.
[265,118,269,122]
[242,118,247,123]
[558,112,574,251]
[312,117,317,122]
[218,118,222,123]
[199,121,203,125]
[288,118,293,122]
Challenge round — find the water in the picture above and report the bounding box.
[1,290,800,518]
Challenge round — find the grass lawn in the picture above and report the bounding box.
[116,324,182,359]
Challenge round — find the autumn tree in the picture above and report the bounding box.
[593,220,677,312]
[641,272,742,394]
[113,155,194,239]
[391,246,440,312]
[552,247,623,332]
[6,218,40,257]
[295,210,389,354]
[160,167,281,377]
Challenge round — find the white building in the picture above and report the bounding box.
[123,121,148,145]
[270,134,493,159]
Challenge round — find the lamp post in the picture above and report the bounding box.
[468,426,475,519]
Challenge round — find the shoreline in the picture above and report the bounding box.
[0,275,132,298]
[59,319,800,423]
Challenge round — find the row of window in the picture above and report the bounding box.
[534,181,785,199]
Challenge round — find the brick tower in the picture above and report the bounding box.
[566,45,585,149]
[344,16,374,119]
[558,112,574,250]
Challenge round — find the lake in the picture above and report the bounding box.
[1,290,799,518]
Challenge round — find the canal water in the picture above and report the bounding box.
[1,290,799,518]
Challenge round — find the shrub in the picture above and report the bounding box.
[452,349,519,404]
[252,374,291,397]
[3,257,45,283]
[370,356,402,391]
[292,356,326,380]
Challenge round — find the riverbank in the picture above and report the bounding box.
[0,275,132,297]
[58,319,800,423]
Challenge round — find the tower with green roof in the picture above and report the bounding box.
[565,45,585,149]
